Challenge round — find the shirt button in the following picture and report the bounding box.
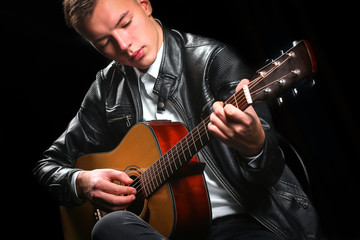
[158,102,165,109]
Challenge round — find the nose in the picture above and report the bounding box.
[113,30,130,51]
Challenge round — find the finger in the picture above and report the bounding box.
[209,99,234,136]
[100,180,137,196]
[235,79,250,93]
[223,104,252,125]
[210,107,254,146]
[105,169,134,185]
[209,108,236,141]
[208,121,229,143]
[212,101,226,121]
[94,170,136,195]
[93,191,136,212]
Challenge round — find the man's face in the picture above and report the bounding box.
[82,0,163,71]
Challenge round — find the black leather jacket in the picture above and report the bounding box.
[33,27,321,239]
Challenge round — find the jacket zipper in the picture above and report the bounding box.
[126,79,139,124]
[270,186,309,209]
[108,115,132,127]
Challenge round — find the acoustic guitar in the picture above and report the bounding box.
[59,40,317,240]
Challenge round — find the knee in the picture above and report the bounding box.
[92,211,139,240]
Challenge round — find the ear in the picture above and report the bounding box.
[138,0,153,16]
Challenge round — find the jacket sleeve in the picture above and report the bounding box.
[33,72,114,206]
[206,45,285,186]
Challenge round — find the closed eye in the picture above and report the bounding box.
[123,18,132,28]
[100,39,110,49]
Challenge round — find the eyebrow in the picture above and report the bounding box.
[94,10,130,44]
[115,10,130,29]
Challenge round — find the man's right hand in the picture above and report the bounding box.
[76,169,137,212]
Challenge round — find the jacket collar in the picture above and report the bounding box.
[153,26,183,111]
[114,25,183,113]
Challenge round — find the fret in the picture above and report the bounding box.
[159,158,167,182]
[139,181,146,199]
[155,161,163,187]
[173,143,182,169]
[144,168,150,194]
[138,176,144,197]
[186,135,192,157]
[168,153,174,175]
[133,176,144,198]
[181,142,187,165]
[142,172,150,197]
[171,152,179,172]
[170,148,177,173]
[142,177,149,198]
[175,142,183,167]
[234,93,239,108]
[172,147,180,171]
[162,156,170,178]
[203,120,210,141]
[153,166,160,190]
[191,131,198,152]
[154,160,163,183]
[197,126,204,146]
[149,167,156,193]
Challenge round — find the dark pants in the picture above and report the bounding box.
[92,211,281,240]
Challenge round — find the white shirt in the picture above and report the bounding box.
[133,44,183,123]
[134,43,244,219]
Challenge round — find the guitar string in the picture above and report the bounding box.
[129,54,294,199]
[250,72,294,96]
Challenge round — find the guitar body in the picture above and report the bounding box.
[60,121,211,240]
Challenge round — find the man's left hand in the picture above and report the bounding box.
[208,79,265,157]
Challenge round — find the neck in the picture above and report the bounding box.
[137,68,149,73]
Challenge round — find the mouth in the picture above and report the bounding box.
[129,48,144,61]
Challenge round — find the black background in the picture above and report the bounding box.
[2,0,360,239]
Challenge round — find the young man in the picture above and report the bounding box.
[34,0,322,239]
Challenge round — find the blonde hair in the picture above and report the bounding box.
[63,0,139,35]
[63,0,99,35]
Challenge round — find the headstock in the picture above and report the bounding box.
[248,40,317,104]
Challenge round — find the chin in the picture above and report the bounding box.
[136,57,156,70]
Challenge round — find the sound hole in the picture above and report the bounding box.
[124,166,148,218]
[94,166,148,221]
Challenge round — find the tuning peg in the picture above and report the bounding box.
[292,88,298,97]
[304,78,316,88]
[265,59,273,64]
[292,40,300,47]
[277,97,284,106]
[308,79,316,87]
